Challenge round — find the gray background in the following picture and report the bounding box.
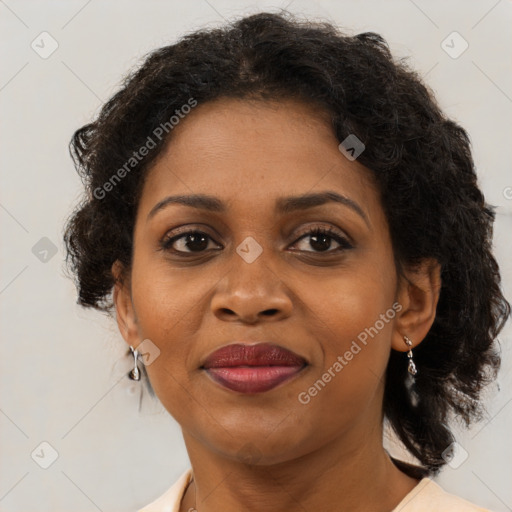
[1,0,511,511]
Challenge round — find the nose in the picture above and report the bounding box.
[211,252,293,324]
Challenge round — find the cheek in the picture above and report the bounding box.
[297,261,397,399]
[128,259,220,411]
[303,259,396,345]
[130,252,216,340]
[291,284,396,451]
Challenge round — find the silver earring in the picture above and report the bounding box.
[128,345,141,381]
[404,335,417,376]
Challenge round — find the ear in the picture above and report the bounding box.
[112,260,139,347]
[391,258,441,352]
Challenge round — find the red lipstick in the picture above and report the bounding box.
[201,343,307,394]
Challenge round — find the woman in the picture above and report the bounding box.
[63,11,510,512]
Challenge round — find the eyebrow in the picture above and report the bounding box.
[147,191,369,226]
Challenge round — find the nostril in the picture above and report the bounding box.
[262,309,279,316]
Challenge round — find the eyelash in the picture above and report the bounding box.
[159,226,354,256]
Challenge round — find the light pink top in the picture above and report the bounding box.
[137,468,492,512]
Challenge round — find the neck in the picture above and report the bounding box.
[179,425,420,512]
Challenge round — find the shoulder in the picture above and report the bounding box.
[393,478,493,512]
[137,468,192,512]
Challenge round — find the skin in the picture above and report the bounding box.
[113,97,441,512]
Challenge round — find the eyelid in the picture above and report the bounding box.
[161,224,220,240]
[293,223,350,241]
[161,222,349,242]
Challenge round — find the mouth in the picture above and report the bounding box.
[200,342,308,394]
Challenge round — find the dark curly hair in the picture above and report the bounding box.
[63,10,510,476]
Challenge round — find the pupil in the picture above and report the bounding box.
[310,234,330,251]
[186,233,208,251]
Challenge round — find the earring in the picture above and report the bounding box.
[128,345,141,381]
[404,335,417,376]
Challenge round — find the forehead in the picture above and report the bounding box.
[137,97,380,222]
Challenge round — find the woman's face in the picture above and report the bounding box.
[115,97,407,465]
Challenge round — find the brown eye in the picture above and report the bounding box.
[160,231,220,254]
[291,227,353,253]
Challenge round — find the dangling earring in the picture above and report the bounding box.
[404,335,417,376]
[128,345,141,381]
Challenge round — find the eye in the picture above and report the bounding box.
[159,230,221,254]
[159,225,353,256]
[290,226,353,253]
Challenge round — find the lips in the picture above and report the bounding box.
[201,343,307,394]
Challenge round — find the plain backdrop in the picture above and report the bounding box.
[1,1,511,511]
